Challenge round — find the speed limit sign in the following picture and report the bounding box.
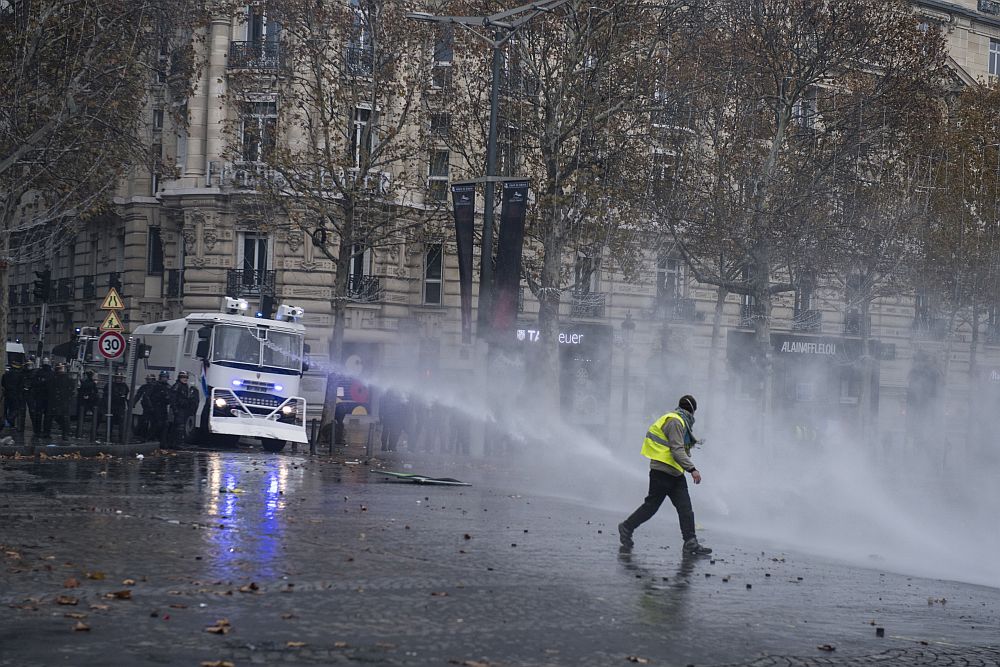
[97,330,126,360]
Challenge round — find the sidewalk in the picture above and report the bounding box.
[0,427,159,458]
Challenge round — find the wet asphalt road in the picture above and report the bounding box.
[0,451,998,667]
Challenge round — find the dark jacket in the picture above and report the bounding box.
[29,367,53,406]
[2,367,26,405]
[77,376,98,408]
[101,381,130,418]
[143,382,172,417]
[47,372,77,417]
[171,382,200,421]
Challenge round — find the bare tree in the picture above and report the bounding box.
[660,0,947,426]
[0,0,203,355]
[448,0,684,404]
[222,0,444,433]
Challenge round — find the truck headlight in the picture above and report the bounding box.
[281,405,294,415]
[214,398,228,409]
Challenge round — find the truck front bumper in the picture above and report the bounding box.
[209,388,308,443]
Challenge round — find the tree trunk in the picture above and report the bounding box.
[707,286,728,394]
[534,222,563,412]
[858,296,874,446]
[319,205,354,439]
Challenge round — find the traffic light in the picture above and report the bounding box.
[259,294,277,319]
[33,269,51,302]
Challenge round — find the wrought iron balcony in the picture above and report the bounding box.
[912,316,947,341]
[227,269,276,297]
[228,41,285,70]
[347,274,383,304]
[655,296,698,322]
[792,309,822,332]
[54,278,74,302]
[165,269,183,299]
[739,303,762,328]
[843,310,871,336]
[571,291,605,319]
[346,45,374,76]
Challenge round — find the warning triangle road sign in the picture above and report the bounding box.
[100,288,124,310]
[99,311,125,332]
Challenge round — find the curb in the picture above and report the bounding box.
[0,440,161,458]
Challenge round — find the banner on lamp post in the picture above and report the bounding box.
[491,180,530,337]
[451,183,476,344]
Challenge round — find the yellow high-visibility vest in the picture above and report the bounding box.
[640,412,689,473]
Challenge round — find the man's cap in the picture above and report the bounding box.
[177,371,189,379]
[678,395,697,413]
[145,373,155,380]
[158,370,170,379]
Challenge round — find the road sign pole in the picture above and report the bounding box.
[106,358,112,443]
[36,302,47,359]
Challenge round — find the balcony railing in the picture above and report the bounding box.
[165,269,183,299]
[227,269,276,297]
[346,45,374,76]
[347,274,383,303]
[82,275,95,300]
[8,286,16,308]
[739,303,764,328]
[913,317,948,341]
[19,284,29,306]
[228,41,286,70]
[843,311,871,336]
[655,296,698,322]
[54,278,74,302]
[571,291,605,319]
[792,309,822,333]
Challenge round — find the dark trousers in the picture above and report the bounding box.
[380,420,400,452]
[623,469,696,542]
[43,414,71,439]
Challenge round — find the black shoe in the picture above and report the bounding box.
[683,538,712,555]
[618,522,634,550]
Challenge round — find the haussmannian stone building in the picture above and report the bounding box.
[6,1,1000,458]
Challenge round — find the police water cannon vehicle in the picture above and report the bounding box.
[131,297,310,453]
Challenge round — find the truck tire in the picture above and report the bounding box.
[261,438,286,453]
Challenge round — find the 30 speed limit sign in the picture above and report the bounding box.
[97,330,126,360]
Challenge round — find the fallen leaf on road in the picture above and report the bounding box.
[448,661,490,667]
[333,641,348,648]
[64,612,87,619]
[199,662,235,667]
[122,579,136,586]
[56,596,79,606]
[85,572,105,580]
[168,603,187,609]
[817,644,836,652]
[626,657,649,664]
[73,621,90,632]
[431,591,449,597]
[89,604,110,611]
[281,613,297,619]
[104,590,132,600]
[238,582,259,593]
[286,641,306,648]
[63,577,80,588]
[204,624,230,635]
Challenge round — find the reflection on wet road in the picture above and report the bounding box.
[1,451,997,666]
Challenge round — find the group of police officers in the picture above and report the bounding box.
[0,360,200,447]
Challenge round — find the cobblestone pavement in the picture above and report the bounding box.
[0,451,997,666]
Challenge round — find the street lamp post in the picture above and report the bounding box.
[406,0,569,337]
[621,311,636,415]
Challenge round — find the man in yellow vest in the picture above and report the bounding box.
[618,395,712,555]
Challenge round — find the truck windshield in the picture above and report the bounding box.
[213,325,302,371]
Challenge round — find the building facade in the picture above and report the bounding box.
[6,1,1000,455]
